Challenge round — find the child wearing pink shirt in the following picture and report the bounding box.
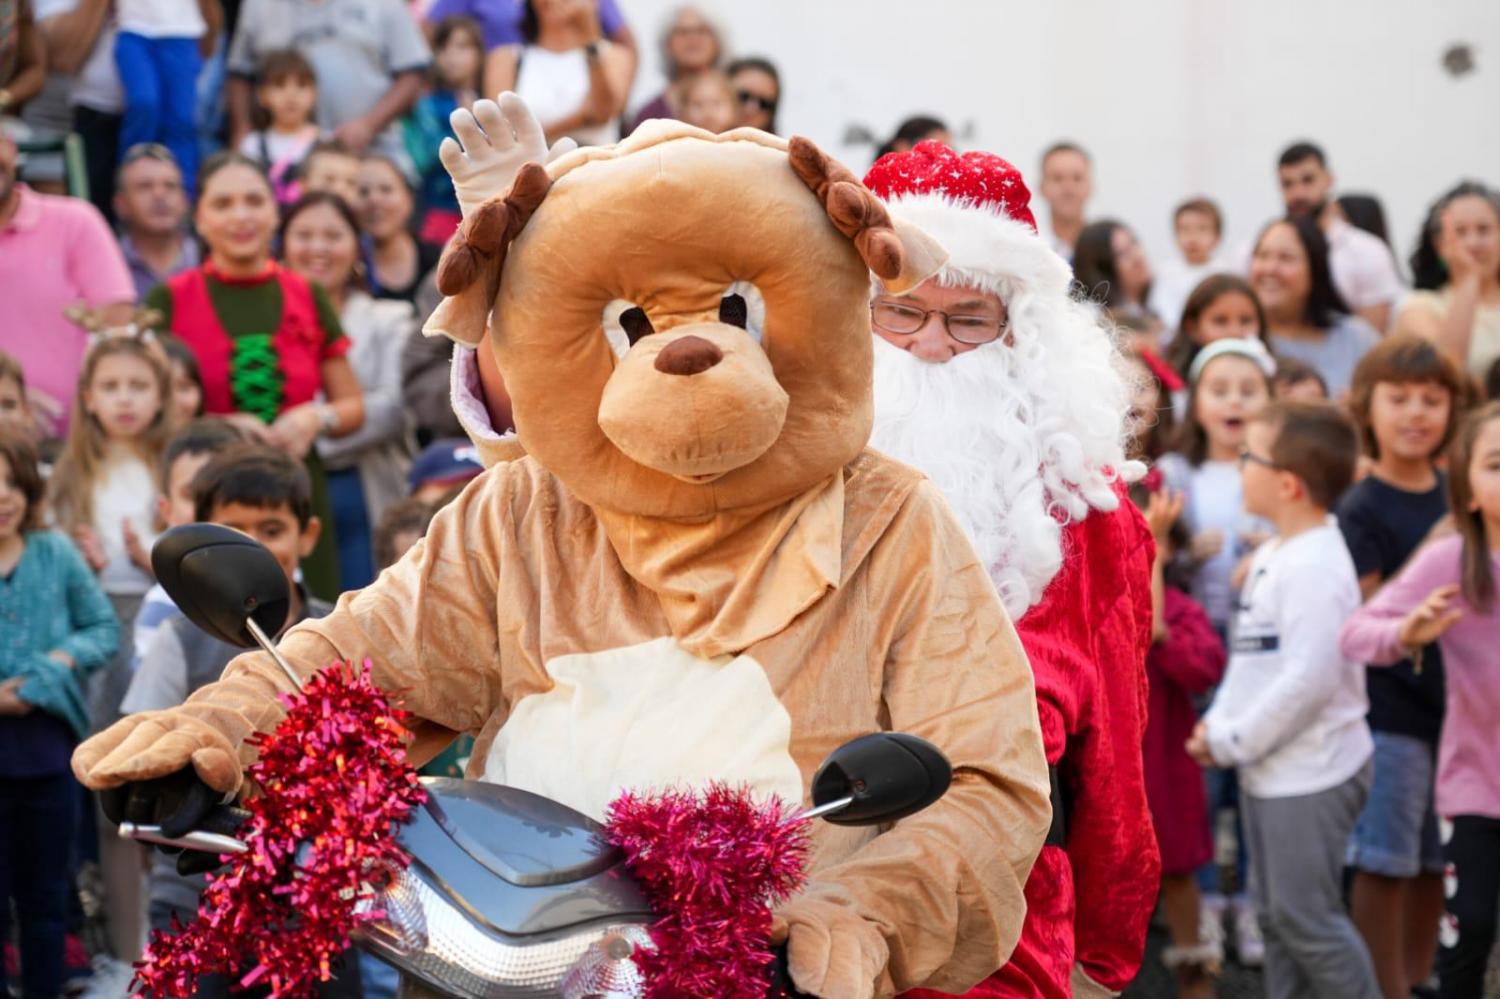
[1341,400,1500,999]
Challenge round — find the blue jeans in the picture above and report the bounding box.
[1347,731,1442,877]
[0,772,79,999]
[115,32,202,194]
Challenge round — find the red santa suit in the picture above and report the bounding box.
[863,143,1160,998]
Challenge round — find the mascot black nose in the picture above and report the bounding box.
[655,336,723,376]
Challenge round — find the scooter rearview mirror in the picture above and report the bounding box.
[807,732,952,826]
[152,523,291,650]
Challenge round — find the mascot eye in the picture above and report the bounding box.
[719,294,748,330]
[620,307,656,345]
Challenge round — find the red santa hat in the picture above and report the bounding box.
[863,141,1073,301]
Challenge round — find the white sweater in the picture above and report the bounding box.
[1205,521,1372,798]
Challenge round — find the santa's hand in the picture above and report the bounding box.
[73,707,244,798]
[771,896,887,999]
[439,91,577,218]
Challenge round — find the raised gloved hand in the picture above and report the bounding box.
[439,91,578,218]
[73,705,247,798]
[771,895,888,999]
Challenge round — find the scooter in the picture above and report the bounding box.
[118,524,955,997]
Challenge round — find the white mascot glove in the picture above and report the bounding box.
[439,91,578,219]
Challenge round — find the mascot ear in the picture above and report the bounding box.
[787,137,947,295]
[424,163,552,347]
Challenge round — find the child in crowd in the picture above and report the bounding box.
[236,50,322,206]
[1337,345,1470,999]
[1166,274,1269,380]
[47,331,172,962]
[1189,401,1378,997]
[372,495,434,573]
[129,418,245,675]
[1341,402,1500,999]
[1158,337,1275,962]
[1124,346,1180,463]
[407,438,484,503]
[673,69,738,134]
[1152,198,1227,338]
[1270,356,1328,402]
[115,0,219,197]
[0,350,37,446]
[158,333,205,424]
[403,16,483,244]
[299,140,362,208]
[120,444,364,996]
[1137,484,1226,998]
[1160,339,1276,638]
[0,434,119,999]
[49,334,173,717]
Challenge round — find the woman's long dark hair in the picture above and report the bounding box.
[1336,193,1391,249]
[1072,220,1151,310]
[1257,214,1350,328]
[1410,180,1500,291]
[873,115,948,160]
[1449,400,1500,612]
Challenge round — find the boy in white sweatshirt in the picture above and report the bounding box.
[1187,401,1377,999]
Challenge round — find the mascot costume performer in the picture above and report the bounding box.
[73,102,1054,998]
[861,142,1160,999]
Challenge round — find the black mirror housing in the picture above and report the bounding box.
[151,524,291,648]
[809,732,952,826]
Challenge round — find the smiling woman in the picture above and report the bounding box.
[282,191,418,589]
[142,152,366,599]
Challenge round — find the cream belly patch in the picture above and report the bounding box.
[481,636,803,821]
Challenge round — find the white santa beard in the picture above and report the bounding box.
[869,334,1065,619]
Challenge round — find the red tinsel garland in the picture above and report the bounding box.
[134,661,426,998]
[605,783,810,998]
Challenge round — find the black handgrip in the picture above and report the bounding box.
[767,944,815,998]
[198,805,251,837]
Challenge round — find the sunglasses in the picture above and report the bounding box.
[737,90,777,113]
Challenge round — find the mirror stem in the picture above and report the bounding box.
[246,617,305,692]
[793,795,854,824]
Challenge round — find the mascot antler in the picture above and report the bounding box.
[425,161,553,347]
[436,162,553,298]
[787,137,906,284]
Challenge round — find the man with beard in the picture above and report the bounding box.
[863,141,1159,999]
[1276,141,1402,333]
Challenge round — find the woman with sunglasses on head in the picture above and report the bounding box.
[728,56,778,134]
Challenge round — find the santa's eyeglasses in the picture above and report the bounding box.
[871,300,1007,345]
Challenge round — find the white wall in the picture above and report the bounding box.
[624,0,1500,274]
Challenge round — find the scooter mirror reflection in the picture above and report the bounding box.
[151,523,291,649]
[809,732,953,826]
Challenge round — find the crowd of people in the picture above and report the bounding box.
[2,1,1500,998]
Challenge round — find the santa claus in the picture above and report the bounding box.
[862,142,1160,998]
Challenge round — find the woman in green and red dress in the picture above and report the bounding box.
[145,153,365,600]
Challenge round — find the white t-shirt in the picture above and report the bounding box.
[514,44,616,148]
[29,0,124,113]
[1205,521,1372,798]
[1157,453,1271,628]
[91,444,161,596]
[237,127,320,169]
[117,0,206,38]
[1326,218,1403,317]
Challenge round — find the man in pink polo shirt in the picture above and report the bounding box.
[0,127,135,435]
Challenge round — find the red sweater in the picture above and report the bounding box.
[907,489,1160,997]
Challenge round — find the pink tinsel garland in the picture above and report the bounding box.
[605,783,810,998]
[134,661,426,998]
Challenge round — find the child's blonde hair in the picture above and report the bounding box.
[50,335,173,532]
